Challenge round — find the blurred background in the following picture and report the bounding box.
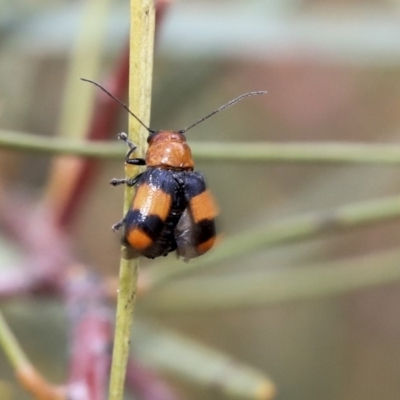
[2,0,400,399]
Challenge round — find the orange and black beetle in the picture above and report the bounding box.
[110,131,218,260]
[82,78,266,260]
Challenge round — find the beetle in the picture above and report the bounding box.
[82,78,266,260]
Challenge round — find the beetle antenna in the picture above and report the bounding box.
[80,78,155,134]
[178,91,267,134]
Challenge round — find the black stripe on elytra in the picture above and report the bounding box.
[182,171,207,199]
[124,209,164,241]
[141,179,188,259]
[195,218,216,244]
[139,168,180,196]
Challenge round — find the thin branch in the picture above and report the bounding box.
[0,311,66,400]
[0,311,30,370]
[0,129,123,157]
[6,131,400,165]
[141,248,400,313]
[144,194,400,288]
[192,141,400,164]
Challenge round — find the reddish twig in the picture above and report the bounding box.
[65,265,114,400]
[126,359,182,400]
[57,45,130,228]
[58,0,172,228]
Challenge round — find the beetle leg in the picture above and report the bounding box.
[110,178,127,186]
[110,173,143,187]
[125,157,146,166]
[112,219,125,232]
[117,132,146,165]
[117,132,136,149]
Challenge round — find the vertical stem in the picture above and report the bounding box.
[108,1,155,400]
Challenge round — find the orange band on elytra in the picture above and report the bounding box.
[133,183,172,221]
[126,228,153,251]
[189,190,219,223]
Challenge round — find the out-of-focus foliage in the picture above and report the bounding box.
[2,1,400,400]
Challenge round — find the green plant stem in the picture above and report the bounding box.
[0,310,30,370]
[108,1,155,400]
[59,0,112,140]
[193,141,400,164]
[145,194,400,288]
[6,130,400,164]
[141,248,400,313]
[0,311,64,399]
[0,130,123,157]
